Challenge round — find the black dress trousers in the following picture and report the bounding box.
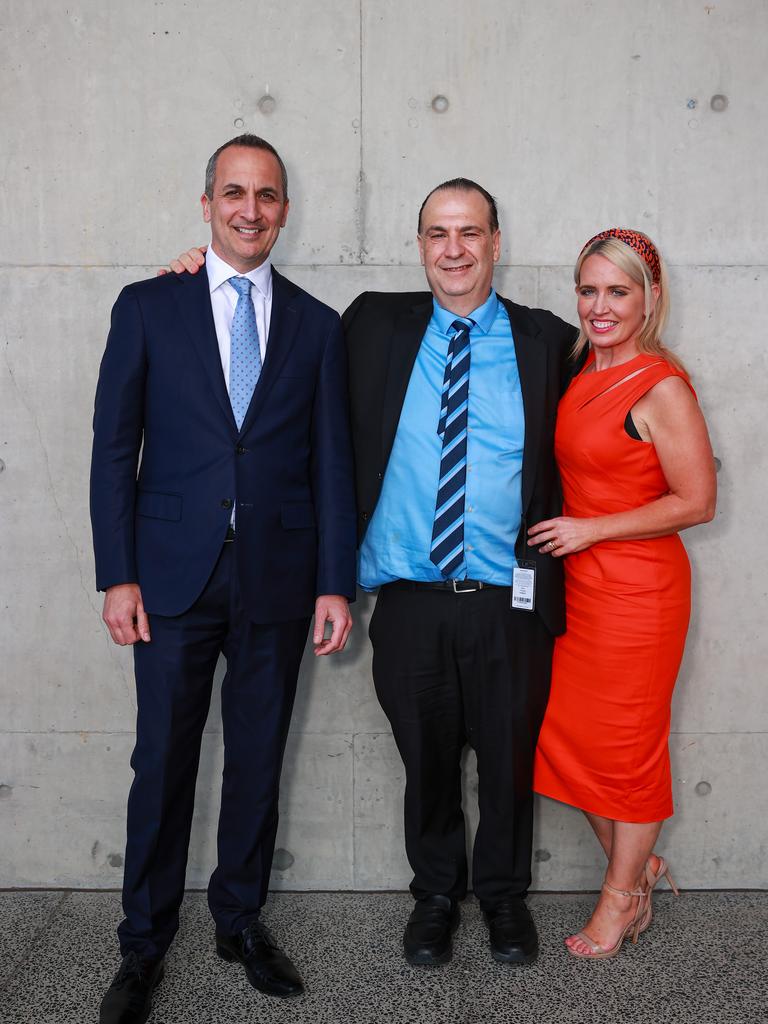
[369,583,554,910]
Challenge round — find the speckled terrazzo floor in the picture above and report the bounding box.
[0,890,765,1023]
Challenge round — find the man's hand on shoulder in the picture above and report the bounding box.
[102,584,151,645]
[312,595,353,657]
[156,245,207,277]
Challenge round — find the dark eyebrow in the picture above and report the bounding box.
[219,183,280,196]
[424,223,487,234]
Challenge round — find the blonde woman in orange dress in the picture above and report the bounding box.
[529,229,716,959]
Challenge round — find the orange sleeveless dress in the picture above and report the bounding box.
[533,353,694,822]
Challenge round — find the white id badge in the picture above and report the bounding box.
[511,561,536,611]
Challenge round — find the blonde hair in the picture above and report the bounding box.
[572,234,686,373]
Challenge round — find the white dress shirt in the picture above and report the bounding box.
[205,245,273,392]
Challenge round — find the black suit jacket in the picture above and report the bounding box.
[342,290,579,637]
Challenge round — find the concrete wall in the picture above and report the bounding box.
[1,1,765,890]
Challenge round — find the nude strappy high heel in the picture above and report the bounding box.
[636,856,680,935]
[567,880,649,960]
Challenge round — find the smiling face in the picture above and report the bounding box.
[576,254,659,366]
[201,145,289,273]
[417,188,500,316]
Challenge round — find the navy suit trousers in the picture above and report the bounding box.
[118,542,310,960]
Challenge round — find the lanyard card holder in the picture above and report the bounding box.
[511,517,536,611]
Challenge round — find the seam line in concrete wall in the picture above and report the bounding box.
[357,0,365,264]
[4,729,766,737]
[1,264,765,271]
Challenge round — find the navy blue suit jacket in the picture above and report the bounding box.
[90,265,357,623]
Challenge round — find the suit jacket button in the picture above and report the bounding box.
[377,472,383,480]
[361,511,369,521]
[221,498,233,509]
[236,446,248,455]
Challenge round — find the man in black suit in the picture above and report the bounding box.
[166,176,577,967]
[343,179,577,966]
[92,135,356,1022]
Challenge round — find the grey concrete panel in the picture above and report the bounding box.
[0,2,361,267]
[353,732,410,889]
[269,732,355,890]
[1,728,355,889]
[289,592,389,739]
[361,0,768,266]
[352,734,482,891]
[0,732,135,887]
[185,730,356,890]
[0,267,159,734]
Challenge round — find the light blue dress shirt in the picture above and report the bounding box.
[359,290,525,589]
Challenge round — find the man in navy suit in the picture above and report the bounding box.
[91,135,356,1022]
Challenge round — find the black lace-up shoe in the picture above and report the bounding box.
[216,920,304,998]
[403,895,460,965]
[99,951,164,1024]
[483,897,538,964]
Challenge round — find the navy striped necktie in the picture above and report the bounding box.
[429,319,472,577]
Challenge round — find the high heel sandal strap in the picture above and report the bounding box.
[645,857,680,896]
[602,881,646,899]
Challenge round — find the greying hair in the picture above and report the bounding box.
[204,134,288,200]
[418,178,499,234]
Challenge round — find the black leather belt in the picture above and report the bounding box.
[224,525,236,542]
[387,578,507,594]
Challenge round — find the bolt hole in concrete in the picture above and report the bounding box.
[714,457,722,472]
[431,94,449,113]
[534,848,552,863]
[272,848,295,871]
[258,94,276,115]
[0,784,13,798]
[695,781,712,796]
[233,117,244,129]
[710,94,728,112]
[108,853,124,868]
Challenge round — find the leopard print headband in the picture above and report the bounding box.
[580,228,662,284]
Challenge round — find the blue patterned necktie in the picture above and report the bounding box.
[228,276,262,430]
[429,319,472,577]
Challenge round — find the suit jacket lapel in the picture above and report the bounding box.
[238,267,302,436]
[381,300,433,465]
[500,296,547,516]
[173,269,238,434]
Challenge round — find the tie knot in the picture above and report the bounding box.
[450,318,472,336]
[230,276,252,298]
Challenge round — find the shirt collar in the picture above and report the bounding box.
[205,244,273,300]
[431,289,499,337]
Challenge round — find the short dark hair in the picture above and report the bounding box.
[204,134,288,200]
[417,178,499,233]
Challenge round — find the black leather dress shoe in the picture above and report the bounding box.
[216,920,304,999]
[483,897,538,964]
[99,951,164,1024]
[403,895,460,965]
